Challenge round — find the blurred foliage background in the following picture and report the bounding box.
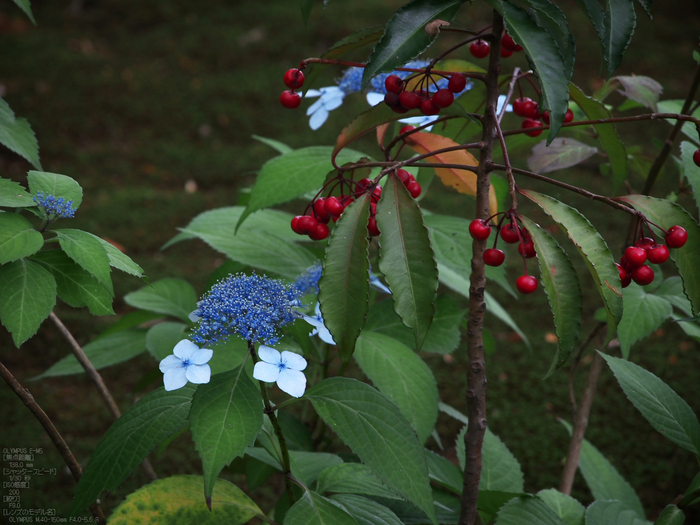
[1,0,700,521]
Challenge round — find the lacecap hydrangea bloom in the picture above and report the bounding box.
[33,191,76,219]
[159,339,213,391]
[253,345,308,398]
[292,262,322,297]
[190,273,299,346]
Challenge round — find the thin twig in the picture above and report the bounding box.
[498,67,521,123]
[491,106,518,209]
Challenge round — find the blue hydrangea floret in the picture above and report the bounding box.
[292,262,322,297]
[33,191,76,219]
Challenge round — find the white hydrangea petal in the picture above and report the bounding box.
[163,367,188,391]
[497,95,513,113]
[159,354,184,373]
[254,361,281,383]
[307,97,325,116]
[309,108,330,130]
[316,324,336,345]
[277,369,307,398]
[186,363,211,385]
[369,273,392,294]
[399,115,438,131]
[366,92,384,106]
[173,339,199,360]
[189,348,213,365]
[323,95,345,111]
[188,310,201,322]
[305,89,323,98]
[258,345,281,365]
[281,351,307,372]
[301,314,324,331]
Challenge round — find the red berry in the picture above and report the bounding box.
[407,181,422,198]
[309,222,330,241]
[616,263,632,288]
[513,97,537,118]
[483,248,505,267]
[624,246,647,267]
[291,216,305,235]
[501,34,517,51]
[385,75,403,94]
[635,237,655,251]
[372,185,382,197]
[542,111,550,124]
[283,68,305,90]
[432,89,455,109]
[564,108,574,123]
[314,198,329,221]
[500,47,513,58]
[396,169,412,185]
[469,40,490,59]
[665,225,688,248]
[518,241,536,258]
[399,91,422,110]
[324,196,344,217]
[297,215,318,233]
[516,275,538,294]
[399,125,416,135]
[280,90,301,109]
[448,73,467,93]
[469,219,491,240]
[631,265,655,286]
[356,178,372,192]
[367,217,380,237]
[500,223,520,244]
[522,118,543,137]
[694,148,700,167]
[647,244,670,264]
[419,99,440,116]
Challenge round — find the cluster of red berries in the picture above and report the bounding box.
[290,169,422,241]
[617,224,688,288]
[469,215,539,294]
[280,68,305,109]
[383,72,467,116]
[512,97,574,137]
[469,32,524,59]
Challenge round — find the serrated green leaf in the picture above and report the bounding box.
[95,310,162,340]
[331,494,404,525]
[574,0,605,43]
[92,236,144,278]
[0,98,40,168]
[70,386,195,514]
[560,420,644,516]
[375,488,460,524]
[108,475,261,524]
[520,190,623,339]
[27,171,82,208]
[251,134,293,154]
[680,141,700,214]
[376,174,438,348]
[526,138,598,174]
[317,463,400,499]
[124,278,197,322]
[319,194,372,360]
[32,329,147,379]
[354,332,438,443]
[536,489,584,525]
[585,500,649,525]
[617,284,672,358]
[361,0,464,90]
[655,277,692,316]
[488,0,569,141]
[0,259,56,346]
[680,473,700,507]
[654,505,685,525]
[424,449,463,494]
[306,377,437,525]
[146,322,188,361]
[601,353,700,455]
[238,147,367,230]
[569,83,628,192]
[10,0,36,24]
[190,366,263,502]
[53,229,112,292]
[657,100,700,144]
[495,495,567,525]
[520,215,582,377]
[618,195,700,315]
[0,177,34,207]
[285,490,360,525]
[602,0,637,78]
[0,212,43,264]
[290,451,344,486]
[32,250,114,316]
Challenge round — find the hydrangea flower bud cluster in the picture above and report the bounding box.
[33,191,76,219]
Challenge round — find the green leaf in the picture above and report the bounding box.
[0,212,43,264]
[124,278,198,322]
[520,215,582,377]
[680,141,700,214]
[559,420,644,517]
[53,229,112,292]
[573,0,605,45]
[331,494,404,525]
[300,0,314,26]
[165,207,317,279]
[70,386,196,514]
[424,449,463,494]
[657,100,700,144]
[618,195,700,315]
[488,0,569,141]
[317,463,401,499]
[520,190,623,338]
[32,329,147,380]
[617,284,672,358]
[95,310,162,340]
[27,171,82,208]
[613,75,663,111]
[526,138,598,174]
[190,366,263,503]
[319,194,372,360]
[93,236,144,278]
[569,83,628,192]
[601,353,700,455]
[495,495,567,525]
[536,489,585,525]
[109,475,261,524]
[146,322,188,361]
[361,0,465,90]
[306,378,437,525]
[0,259,56,346]
[285,490,360,525]
[654,505,685,525]
[289,451,344,486]
[655,277,693,316]
[251,134,293,154]
[354,332,438,443]
[32,250,114,316]
[0,98,40,169]
[601,0,637,78]
[376,174,438,348]
[0,177,34,207]
[585,500,649,525]
[10,0,36,24]
[376,489,460,524]
[238,146,367,230]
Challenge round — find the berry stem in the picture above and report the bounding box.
[298,57,486,81]
[491,105,518,211]
[499,67,522,123]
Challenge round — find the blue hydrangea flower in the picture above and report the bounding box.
[253,345,307,398]
[191,273,299,346]
[305,87,345,130]
[159,339,213,391]
[292,262,322,297]
[33,191,76,219]
[302,302,336,345]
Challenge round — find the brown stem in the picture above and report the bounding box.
[49,312,158,482]
[0,361,107,522]
[567,322,605,419]
[499,67,521,123]
[458,11,503,525]
[299,57,486,81]
[559,350,606,495]
[491,106,518,210]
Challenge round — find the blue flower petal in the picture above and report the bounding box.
[281,351,307,372]
[163,366,188,391]
[254,361,281,383]
[185,363,211,385]
[309,108,330,130]
[277,369,307,398]
[258,345,281,365]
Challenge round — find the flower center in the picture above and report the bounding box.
[182,359,191,368]
[277,360,287,371]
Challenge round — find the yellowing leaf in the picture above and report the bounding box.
[405,132,497,215]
